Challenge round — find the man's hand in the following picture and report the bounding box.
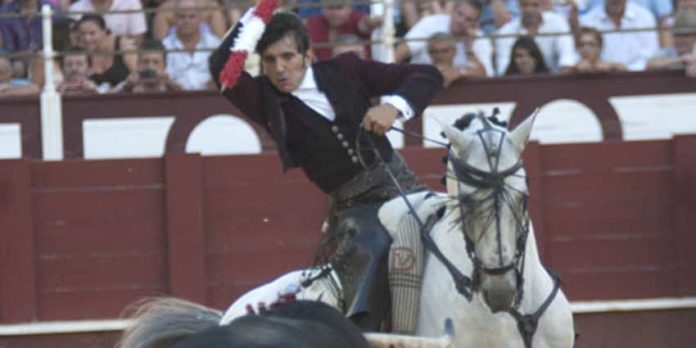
[362,104,400,136]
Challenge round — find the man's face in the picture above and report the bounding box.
[138,51,165,83]
[62,54,90,81]
[519,0,543,24]
[323,5,352,28]
[261,34,312,93]
[674,33,696,55]
[605,0,627,17]
[450,2,480,35]
[577,33,601,60]
[176,8,202,36]
[428,40,456,66]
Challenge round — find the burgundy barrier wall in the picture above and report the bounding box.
[1,137,695,325]
[1,137,695,347]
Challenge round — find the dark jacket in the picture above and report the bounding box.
[209,27,443,192]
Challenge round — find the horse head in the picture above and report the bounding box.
[439,111,536,313]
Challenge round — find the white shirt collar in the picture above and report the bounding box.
[295,66,318,92]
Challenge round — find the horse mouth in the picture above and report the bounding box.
[483,289,514,313]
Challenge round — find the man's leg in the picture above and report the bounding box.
[388,211,424,334]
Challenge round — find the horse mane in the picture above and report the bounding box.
[116,297,222,348]
[450,109,508,132]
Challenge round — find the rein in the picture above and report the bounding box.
[357,127,476,301]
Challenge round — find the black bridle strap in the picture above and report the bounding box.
[506,268,562,348]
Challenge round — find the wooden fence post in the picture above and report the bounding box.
[672,135,696,295]
[164,153,207,303]
[0,160,37,322]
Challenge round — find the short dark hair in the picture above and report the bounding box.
[256,12,310,55]
[578,26,603,47]
[59,46,90,67]
[505,36,549,75]
[77,14,109,33]
[140,40,166,54]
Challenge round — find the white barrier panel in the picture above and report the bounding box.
[2,297,695,336]
[83,117,175,159]
[0,123,21,159]
[185,114,262,155]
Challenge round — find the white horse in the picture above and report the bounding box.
[219,113,575,347]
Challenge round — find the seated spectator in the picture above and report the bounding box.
[580,0,672,22]
[0,54,39,96]
[647,10,696,76]
[580,0,658,70]
[306,0,381,61]
[162,0,220,90]
[541,0,580,34]
[114,40,183,92]
[659,0,696,48]
[57,47,99,94]
[0,0,55,53]
[152,0,226,41]
[504,35,550,75]
[295,0,369,19]
[332,33,366,58]
[480,0,519,34]
[428,32,486,86]
[570,26,626,72]
[77,14,137,88]
[495,0,577,75]
[69,0,148,44]
[396,0,494,76]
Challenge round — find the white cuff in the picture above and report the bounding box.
[382,95,414,120]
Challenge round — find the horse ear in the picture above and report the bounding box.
[438,119,467,151]
[509,109,538,152]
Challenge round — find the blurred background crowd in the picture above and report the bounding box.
[0,0,695,96]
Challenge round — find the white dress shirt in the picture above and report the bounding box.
[291,67,415,121]
[580,3,658,71]
[163,31,222,90]
[69,0,147,37]
[495,11,577,75]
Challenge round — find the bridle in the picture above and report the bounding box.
[446,114,530,307]
[356,113,561,347]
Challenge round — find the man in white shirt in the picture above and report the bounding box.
[395,0,495,77]
[580,0,659,70]
[162,0,221,90]
[495,0,577,75]
[69,0,147,44]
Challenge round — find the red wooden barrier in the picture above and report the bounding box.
[0,138,694,323]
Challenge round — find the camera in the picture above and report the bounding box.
[138,69,157,80]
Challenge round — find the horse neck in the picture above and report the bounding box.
[519,221,557,310]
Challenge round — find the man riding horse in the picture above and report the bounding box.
[209,0,443,331]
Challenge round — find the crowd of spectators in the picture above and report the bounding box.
[0,0,694,97]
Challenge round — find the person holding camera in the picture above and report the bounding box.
[57,47,100,94]
[114,40,183,93]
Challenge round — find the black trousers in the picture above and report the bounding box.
[322,153,423,330]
